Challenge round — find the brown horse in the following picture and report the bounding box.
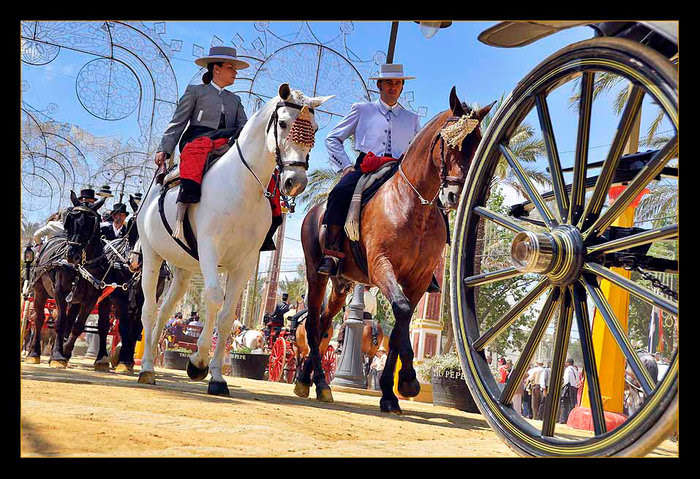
[298,87,494,412]
[294,310,384,360]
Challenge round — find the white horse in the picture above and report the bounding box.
[136,83,333,395]
[231,319,265,351]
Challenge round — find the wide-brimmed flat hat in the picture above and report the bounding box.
[78,188,96,201]
[195,46,250,70]
[111,203,129,217]
[368,63,415,80]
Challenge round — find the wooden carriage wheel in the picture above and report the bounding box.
[451,36,678,456]
[268,337,286,382]
[322,345,337,384]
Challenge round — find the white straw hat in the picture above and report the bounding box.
[368,63,415,80]
[195,46,250,70]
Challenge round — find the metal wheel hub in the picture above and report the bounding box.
[510,225,584,285]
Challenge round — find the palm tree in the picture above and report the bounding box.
[296,166,343,213]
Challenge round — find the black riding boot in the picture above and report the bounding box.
[427,275,441,293]
[317,225,344,276]
[260,215,283,251]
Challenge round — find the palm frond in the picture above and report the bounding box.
[296,166,342,212]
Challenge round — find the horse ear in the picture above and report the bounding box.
[91,197,106,212]
[70,190,80,207]
[477,100,498,120]
[308,95,334,109]
[278,83,291,100]
[449,86,466,117]
[129,194,138,213]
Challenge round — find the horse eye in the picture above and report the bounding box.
[279,121,287,129]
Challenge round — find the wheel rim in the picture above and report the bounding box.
[268,337,286,382]
[452,41,678,455]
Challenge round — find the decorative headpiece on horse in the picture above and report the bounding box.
[439,111,479,151]
[290,105,315,149]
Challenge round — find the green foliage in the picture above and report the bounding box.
[475,189,538,358]
[232,346,253,354]
[416,350,463,382]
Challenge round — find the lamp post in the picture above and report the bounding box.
[386,21,453,63]
[331,283,367,389]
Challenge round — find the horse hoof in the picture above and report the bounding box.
[207,380,230,396]
[94,362,111,373]
[49,360,67,369]
[186,359,209,381]
[138,371,156,385]
[294,381,310,398]
[398,377,421,398]
[115,363,134,375]
[380,398,403,415]
[315,386,334,403]
[25,356,40,365]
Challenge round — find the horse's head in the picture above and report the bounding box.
[265,83,334,198]
[64,190,105,264]
[434,87,495,210]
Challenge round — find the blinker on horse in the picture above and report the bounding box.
[299,87,495,412]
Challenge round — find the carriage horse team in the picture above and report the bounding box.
[24,45,495,413]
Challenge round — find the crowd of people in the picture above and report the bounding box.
[497,357,582,424]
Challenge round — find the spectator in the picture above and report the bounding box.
[498,359,509,384]
[537,361,551,420]
[522,372,532,419]
[560,358,580,423]
[369,346,387,390]
[527,361,544,420]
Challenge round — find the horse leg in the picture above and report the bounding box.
[294,271,329,398]
[136,243,166,385]
[49,275,72,367]
[187,242,223,380]
[372,264,420,414]
[92,298,112,372]
[310,283,350,401]
[207,264,253,396]
[63,299,95,362]
[27,287,47,364]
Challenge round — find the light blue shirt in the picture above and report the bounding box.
[325,100,421,172]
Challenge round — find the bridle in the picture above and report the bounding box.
[399,112,477,207]
[266,100,316,170]
[64,206,101,259]
[235,100,316,206]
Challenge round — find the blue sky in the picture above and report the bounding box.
[22,21,669,283]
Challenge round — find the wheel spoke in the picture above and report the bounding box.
[535,93,568,222]
[542,286,574,437]
[464,266,522,287]
[583,135,679,241]
[500,287,561,405]
[499,143,558,228]
[586,224,678,256]
[583,262,678,316]
[473,279,550,351]
[571,281,606,435]
[578,85,646,231]
[474,206,527,234]
[569,71,594,226]
[581,275,656,395]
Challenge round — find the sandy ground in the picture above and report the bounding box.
[20,356,678,458]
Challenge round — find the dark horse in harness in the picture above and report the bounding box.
[26,191,109,369]
[298,88,494,412]
[99,195,170,374]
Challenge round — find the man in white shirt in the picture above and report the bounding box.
[560,358,580,423]
[318,63,420,277]
[537,361,551,420]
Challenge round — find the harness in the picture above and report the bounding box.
[398,112,477,207]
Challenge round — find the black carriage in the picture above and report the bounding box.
[450,21,678,456]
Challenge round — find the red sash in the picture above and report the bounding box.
[180,137,229,185]
[360,151,395,174]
